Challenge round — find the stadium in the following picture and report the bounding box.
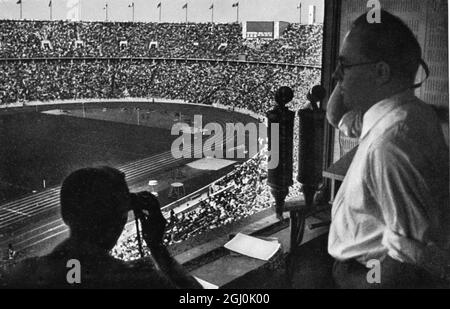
[1,0,448,290]
[0,0,322,271]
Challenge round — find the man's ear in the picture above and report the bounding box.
[375,61,391,85]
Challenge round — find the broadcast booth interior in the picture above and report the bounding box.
[0,0,448,289]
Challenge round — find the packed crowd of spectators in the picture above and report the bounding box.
[243,24,322,66]
[0,20,321,65]
[0,60,320,114]
[166,157,268,243]
[0,61,111,103]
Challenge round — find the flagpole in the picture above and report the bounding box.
[237,5,239,23]
[159,5,161,22]
[298,3,302,24]
[184,3,187,59]
[211,5,214,23]
[50,2,52,20]
[20,1,23,20]
[105,3,108,22]
[128,3,134,22]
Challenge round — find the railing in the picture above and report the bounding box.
[0,97,183,110]
[0,56,321,70]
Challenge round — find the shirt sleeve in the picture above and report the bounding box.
[368,140,432,265]
[338,110,362,138]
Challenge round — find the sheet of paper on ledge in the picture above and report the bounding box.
[224,233,280,261]
[194,276,219,289]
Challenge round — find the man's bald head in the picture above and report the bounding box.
[349,10,422,84]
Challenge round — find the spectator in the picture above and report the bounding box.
[1,166,202,289]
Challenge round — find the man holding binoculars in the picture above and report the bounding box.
[2,166,202,289]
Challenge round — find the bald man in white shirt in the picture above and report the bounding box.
[326,10,449,288]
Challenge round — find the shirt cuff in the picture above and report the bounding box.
[381,229,424,265]
[338,111,362,138]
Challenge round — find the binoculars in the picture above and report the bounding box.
[129,191,161,218]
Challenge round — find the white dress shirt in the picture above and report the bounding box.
[329,91,450,267]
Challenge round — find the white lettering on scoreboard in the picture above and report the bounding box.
[246,32,274,38]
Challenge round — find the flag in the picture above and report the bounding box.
[182,3,187,9]
[128,3,134,7]
[209,4,213,9]
[232,2,239,7]
[49,0,52,7]
[16,0,21,4]
[157,2,161,8]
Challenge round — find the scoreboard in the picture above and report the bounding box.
[242,21,290,40]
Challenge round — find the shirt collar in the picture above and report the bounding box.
[360,90,415,140]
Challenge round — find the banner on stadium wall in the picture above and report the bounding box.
[243,21,290,39]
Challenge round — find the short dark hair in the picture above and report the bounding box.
[350,10,422,82]
[60,166,129,236]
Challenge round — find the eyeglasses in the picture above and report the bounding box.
[334,59,380,79]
